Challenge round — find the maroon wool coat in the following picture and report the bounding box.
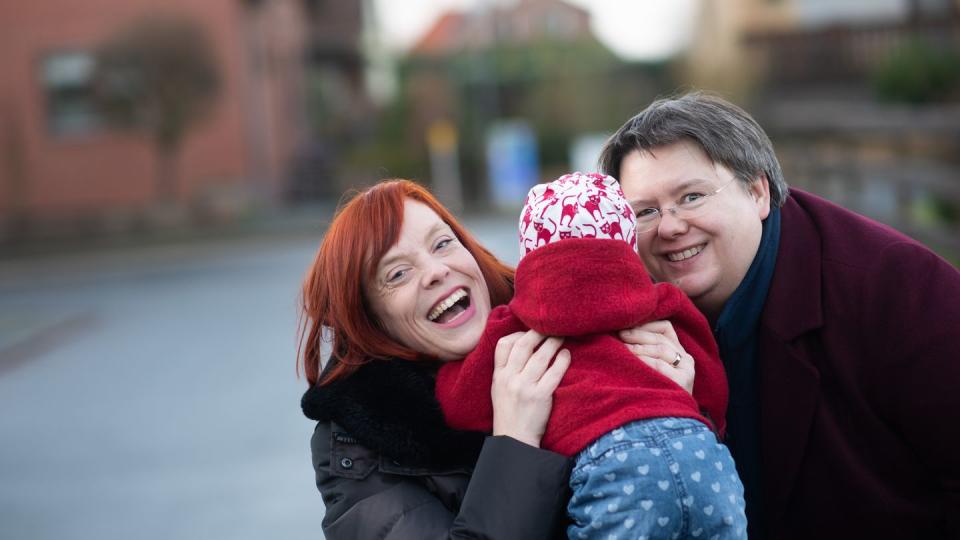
[757,189,960,539]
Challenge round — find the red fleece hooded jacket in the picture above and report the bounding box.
[435,238,728,457]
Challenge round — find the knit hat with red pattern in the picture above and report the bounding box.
[518,172,638,257]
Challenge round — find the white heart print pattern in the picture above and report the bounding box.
[566,418,747,539]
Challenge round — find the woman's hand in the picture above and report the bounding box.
[620,320,695,395]
[491,330,571,448]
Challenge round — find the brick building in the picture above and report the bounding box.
[0,0,365,239]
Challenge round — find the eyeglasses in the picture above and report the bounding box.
[633,178,737,233]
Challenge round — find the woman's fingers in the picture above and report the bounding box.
[620,321,686,365]
[629,343,688,365]
[494,332,525,370]
[622,325,696,395]
[620,320,680,346]
[537,349,571,392]
[631,343,667,360]
[638,320,680,343]
[619,329,665,346]
[628,346,672,376]
[622,331,680,363]
[502,330,547,374]
[519,336,564,382]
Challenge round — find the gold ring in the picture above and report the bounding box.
[671,352,682,368]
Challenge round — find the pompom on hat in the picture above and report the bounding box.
[519,172,638,256]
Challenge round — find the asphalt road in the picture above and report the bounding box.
[0,214,521,540]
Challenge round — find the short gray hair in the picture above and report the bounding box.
[598,92,788,207]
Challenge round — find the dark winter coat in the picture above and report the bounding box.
[757,189,960,538]
[301,358,572,539]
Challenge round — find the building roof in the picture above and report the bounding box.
[410,0,592,56]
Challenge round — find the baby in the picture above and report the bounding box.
[436,172,747,539]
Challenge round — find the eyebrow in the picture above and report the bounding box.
[629,178,715,207]
[376,221,451,272]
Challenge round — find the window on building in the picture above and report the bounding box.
[41,52,102,136]
[544,9,576,39]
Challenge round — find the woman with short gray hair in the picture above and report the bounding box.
[598,92,960,540]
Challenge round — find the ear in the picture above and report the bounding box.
[749,174,771,220]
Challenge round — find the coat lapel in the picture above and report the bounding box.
[757,192,824,522]
[757,332,820,520]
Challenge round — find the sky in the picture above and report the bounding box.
[370,0,702,62]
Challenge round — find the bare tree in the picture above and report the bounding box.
[94,13,221,202]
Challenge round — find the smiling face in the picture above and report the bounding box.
[618,139,771,320]
[364,199,492,361]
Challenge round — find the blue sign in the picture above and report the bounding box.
[486,120,540,209]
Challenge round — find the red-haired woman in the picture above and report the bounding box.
[299,179,692,538]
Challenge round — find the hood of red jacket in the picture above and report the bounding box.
[510,239,658,336]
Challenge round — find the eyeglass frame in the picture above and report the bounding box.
[632,177,739,233]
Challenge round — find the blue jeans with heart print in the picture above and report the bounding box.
[567,417,747,540]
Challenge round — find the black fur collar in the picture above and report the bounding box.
[301,358,485,468]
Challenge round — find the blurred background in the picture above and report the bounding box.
[1,0,958,538]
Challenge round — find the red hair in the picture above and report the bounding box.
[298,179,515,386]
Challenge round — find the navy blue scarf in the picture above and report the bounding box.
[713,205,781,540]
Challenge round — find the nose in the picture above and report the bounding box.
[656,209,689,239]
[421,256,450,288]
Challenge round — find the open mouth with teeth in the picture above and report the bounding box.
[428,288,472,324]
[667,244,705,262]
